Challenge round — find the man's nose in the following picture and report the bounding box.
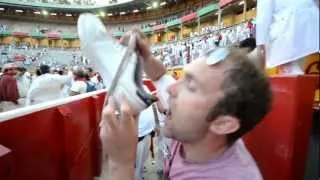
[168,81,180,97]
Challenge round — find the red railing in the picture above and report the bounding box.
[0,90,106,180]
[0,75,318,180]
[244,75,318,180]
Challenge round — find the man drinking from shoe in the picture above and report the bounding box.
[99,31,272,180]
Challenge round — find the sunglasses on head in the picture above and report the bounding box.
[206,48,230,65]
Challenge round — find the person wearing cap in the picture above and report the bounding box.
[0,63,20,112]
[26,64,72,106]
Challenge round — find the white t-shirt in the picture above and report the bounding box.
[26,74,71,105]
[70,81,87,94]
[138,106,155,138]
[90,75,99,84]
[138,86,166,137]
[17,73,32,98]
[60,84,71,98]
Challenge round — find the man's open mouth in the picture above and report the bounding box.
[167,109,172,117]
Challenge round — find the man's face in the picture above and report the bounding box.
[88,72,94,77]
[164,58,226,142]
[16,69,24,76]
[86,70,94,77]
[7,68,18,76]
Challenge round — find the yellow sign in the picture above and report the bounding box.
[167,67,184,79]
[174,67,184,78]
[304,53,320,74]
[266,53,320,75]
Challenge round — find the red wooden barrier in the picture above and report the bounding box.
[0,92,106,180]
[0,145,13,180]
[244,75,318,180]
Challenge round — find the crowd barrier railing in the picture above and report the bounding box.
[244,75,318,180]
[0,75,318,180]
[0,89,107,180]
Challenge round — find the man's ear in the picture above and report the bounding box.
[209,115,240,135]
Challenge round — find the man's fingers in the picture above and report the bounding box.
[118,29,152,63]
[102,97,117,130]
[100,104,116,145]
[131,28,146,39]
[119,32,131,46]
[119,96,135,126]
[119,30,147,49]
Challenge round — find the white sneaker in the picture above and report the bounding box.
[77,13,156,113]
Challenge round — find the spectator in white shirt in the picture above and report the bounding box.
[135,105,156,180]
[135,100,166,180]
[85,67,99,84]
[60,70,74,98]
[256,0,319,73]
[26,65,72,106]
[16,67,32,106]
[95,73,105,90]
[70,69,87,96]
[16,67,31,98]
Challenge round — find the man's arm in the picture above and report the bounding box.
[255,0,273,69]
[53,74,73,86]
[255,0,274,46]
[142,55,166,81]
[25,81,38,106]
[107,162,135,180]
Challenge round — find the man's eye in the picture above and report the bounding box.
[188,86,196,92]
[186,81,196,92]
